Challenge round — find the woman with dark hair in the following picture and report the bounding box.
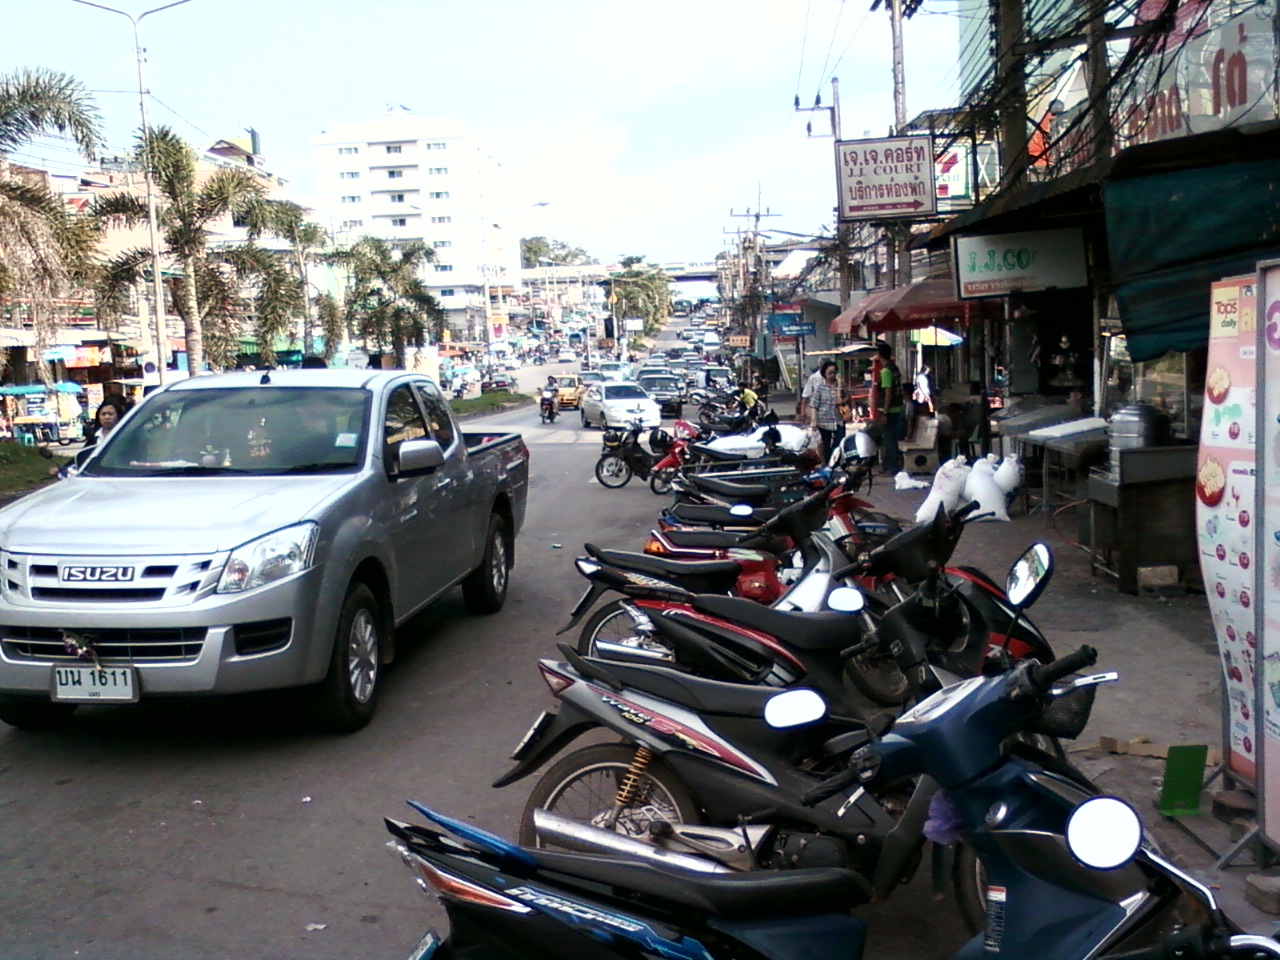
[83,395,128,449]
[807,359,845,460]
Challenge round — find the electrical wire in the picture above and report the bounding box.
[795,0,815,100]
[825,2,876,83]
[147,93,213,141]
[814,0,850,104]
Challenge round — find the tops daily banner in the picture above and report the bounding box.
[1198,275,1258,782]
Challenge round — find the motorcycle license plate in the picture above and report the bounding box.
[405,928,443,960]
[51,664,138,702]
[511,710,554,761]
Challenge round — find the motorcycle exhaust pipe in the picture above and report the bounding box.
[595,639,673,661]
[531,809,732,874]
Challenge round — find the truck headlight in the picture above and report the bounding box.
[217,523,319,594]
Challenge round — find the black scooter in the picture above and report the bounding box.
[594,421,661,490]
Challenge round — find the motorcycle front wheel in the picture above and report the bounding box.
[649,467,676,496]
[698,404,718,425]
[518,743,701,848]
[595,455,632,488]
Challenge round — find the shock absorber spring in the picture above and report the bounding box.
[614,745,654,808]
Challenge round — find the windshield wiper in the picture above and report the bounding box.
[144,465,255,476]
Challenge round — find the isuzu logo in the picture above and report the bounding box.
[61,566,135,583]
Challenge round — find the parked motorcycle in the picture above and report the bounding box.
[594,421,662,489]
[539,387,558,424]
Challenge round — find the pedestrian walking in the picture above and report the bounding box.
[799,364,824,420]
[807,360,845,461]
[875,343,905,475]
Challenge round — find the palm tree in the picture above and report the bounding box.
[93,126,265,374]
[0,69,103,363]
[242,199,328,355]
[331,237,444,369]
[610,255,672,335]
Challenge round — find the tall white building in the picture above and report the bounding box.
[312,108,519,341]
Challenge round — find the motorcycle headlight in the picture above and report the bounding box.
[217,522,319,594]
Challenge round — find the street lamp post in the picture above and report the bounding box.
[71,0,195,385]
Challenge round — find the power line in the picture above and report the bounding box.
[147,93,214,141]
[794,0,815,100]
[825,2,876,82]
[813,0,850,104]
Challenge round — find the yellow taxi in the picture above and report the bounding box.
[554,374,582,409]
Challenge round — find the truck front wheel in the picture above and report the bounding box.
[310,582,382,733]
[462,513,511,614]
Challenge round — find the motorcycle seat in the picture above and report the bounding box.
[668,503,777,526]
[688,474,773,499]
[689,442,748,461]
[691,595,859,652]
[584,545,741,580]
[591,657,788,717]
[660,529,787,554]
[530,849,870,917]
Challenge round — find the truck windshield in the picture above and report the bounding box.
[86,387,371,477]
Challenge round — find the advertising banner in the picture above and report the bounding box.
[1198,276,1258,784]
[836,136,936,220]
[727,336,751,348]
[952,228,1089,299]
[1256,260,1280,846]
[768,315,816,337]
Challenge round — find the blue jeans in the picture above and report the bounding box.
[881,410,905,473]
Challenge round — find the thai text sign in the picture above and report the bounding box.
[727,336,751,348]
[952,228,1088,298]
[836,136,936,220]
[768,315,816,337]
[1115,4,1276,150]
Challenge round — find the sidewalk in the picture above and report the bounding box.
[866,477,1277,932]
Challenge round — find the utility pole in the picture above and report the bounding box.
[797,79,851,310]
[729,205,781,351]
[996,0,1028,184]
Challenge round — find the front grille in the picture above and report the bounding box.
[232,618,292,655]
[31,587,168,603]
[1,625,207,662]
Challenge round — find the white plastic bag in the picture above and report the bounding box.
[915,459,968,523]
[964,458,996,502]
[967,467,1010,522]
[993,454,1023,494]
[895,471,928,491]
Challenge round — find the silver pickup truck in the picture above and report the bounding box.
[0,369,528,732]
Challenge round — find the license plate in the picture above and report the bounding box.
[511,710,554,760]
[51,664,138,702]
[405,928,443,960]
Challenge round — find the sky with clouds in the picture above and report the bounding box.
[13,0,962,265]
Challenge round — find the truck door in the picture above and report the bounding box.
[381,383,453,613]
[413,380,479,568]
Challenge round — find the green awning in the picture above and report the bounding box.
[1104,155,1280,363]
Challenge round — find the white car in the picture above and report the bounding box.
[557,349,577,362]
[597,360,631,381]
[580,381,661,429]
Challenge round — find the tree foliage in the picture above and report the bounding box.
[520,235,594,269]
[0,69,103,382]
[93,126,270,373]
[328,237,443,369]
[242,199,328,355]
[607,255,671,334]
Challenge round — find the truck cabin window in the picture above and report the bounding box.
[85,388,370,476]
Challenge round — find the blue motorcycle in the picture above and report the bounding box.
[384,590,1280,960]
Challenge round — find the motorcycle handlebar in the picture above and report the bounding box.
[1029,645,1098,693]
[800,763,860,807]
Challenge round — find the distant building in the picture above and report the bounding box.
[312,108,520,341]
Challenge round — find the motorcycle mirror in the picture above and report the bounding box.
[728,504,755,518]
[37,446,53,460]
[1005,543,1054,609]
[1065,796,1142,870]
[827,587,866,613]
[763,688,827,729]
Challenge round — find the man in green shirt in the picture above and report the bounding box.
[876,342,905,475]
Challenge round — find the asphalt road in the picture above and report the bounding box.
[0,343,967,960]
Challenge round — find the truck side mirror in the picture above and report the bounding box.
[397,438,445,476]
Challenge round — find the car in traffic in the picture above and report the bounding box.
[553,374,582,409]
[579,380,661,429]
[637,373,684,417]
[482,371,519,393]
[597,360,631,381]
[556,349,577,363]
[702,331,722,351]
[0,371,529,732]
